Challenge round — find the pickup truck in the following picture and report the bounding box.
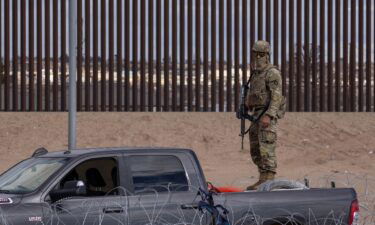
[0,147,359,225]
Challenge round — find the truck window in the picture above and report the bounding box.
[129,155,189,193]
[0,158,68,194]
[54,157,119,197]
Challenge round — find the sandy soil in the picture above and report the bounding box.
[0,112,374,188]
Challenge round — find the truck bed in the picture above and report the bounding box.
[215,188,356,225]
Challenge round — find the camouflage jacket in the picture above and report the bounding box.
[246,64,284,119]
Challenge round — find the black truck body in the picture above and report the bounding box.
[0,147,358,225]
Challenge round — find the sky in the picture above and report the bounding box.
[0,0,374,63]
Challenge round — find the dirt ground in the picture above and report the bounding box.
[0,112,374,188]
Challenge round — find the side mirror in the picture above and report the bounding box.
[63,180,86,195]
[50,180,87,202]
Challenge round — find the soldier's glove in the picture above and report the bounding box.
[236,110,242,120]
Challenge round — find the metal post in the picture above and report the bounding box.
[69,0,77,150]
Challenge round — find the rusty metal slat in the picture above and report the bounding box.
[350,0,356,111]
[366,0,371,111]
[250,0,255,60]
[163,0,173,111]
[148,1,155,111]
[281,0,286,98]
[4,0,9,111]
[45,0,51,111]
[164,0,169,111]
[219,0,224,112]
[77,0,83,111]
[29,0,35,111]
[21,0,26,111]
[266,0,270,42]
[319,0,325,112]
[156,0,161,111]
[203,0,209,111]
[37,0,42,111]
[21,0,27,111]
[61,0,67,111]
[140,0,146,111]
[85,0,91,111]
[289,0,294,111]
[343,0,348,112]
[226,0,232,112]
[4,0,10,111]
[133,0,138,111]
[187,0,193,111]
[101,0,107,111]
[124,0,130,111]
[242,0,247,84]
[328,0,333,111]
[172,0,178,111]
[148,0,154,112]
[312,0,317,112]
[109,0,114,111]
[172,1,178,111]
[211,0,217,111]
[196,0,201,111]
[273,0,278,66]
[335,0,340,112]
[296,0,302,112]
[234,0,239,111]
[13,0,18,111]
[93,0,99,111]
[180,0,185,111]
[258,0,263,40]
[53,0,58,111]
[304,0,310,112]
[358,0,364,112]
[117,0,122,111]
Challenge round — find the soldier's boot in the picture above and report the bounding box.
[246,172,267,190]
[246,171,276,191]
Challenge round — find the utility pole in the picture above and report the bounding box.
[68,0,77,150]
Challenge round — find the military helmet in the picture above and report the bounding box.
[252,40,270,53]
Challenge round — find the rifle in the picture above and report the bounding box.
[236,80,255,150]
[236,75,270,150]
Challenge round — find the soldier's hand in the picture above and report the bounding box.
[260,115,271,128]
[236,105,247,119]
[236,110,242,120]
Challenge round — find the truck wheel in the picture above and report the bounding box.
[257,179,309,191]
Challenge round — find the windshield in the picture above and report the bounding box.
[0,157,69,194]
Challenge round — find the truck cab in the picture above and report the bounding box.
[0,147,210,225]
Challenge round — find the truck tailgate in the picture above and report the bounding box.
[214,188,357,225]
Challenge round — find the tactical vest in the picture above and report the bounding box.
[247,65,286,119]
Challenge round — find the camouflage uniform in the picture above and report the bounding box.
[246,41,284,189]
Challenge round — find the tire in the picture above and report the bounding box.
[257,179,309,191]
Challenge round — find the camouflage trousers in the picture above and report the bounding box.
[249,115,278,174]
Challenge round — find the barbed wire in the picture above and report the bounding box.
[0,172,373,225]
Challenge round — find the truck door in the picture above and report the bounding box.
[123,154,211,225]
[42,156,130,225]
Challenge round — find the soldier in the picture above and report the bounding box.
[246,40,285,190]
